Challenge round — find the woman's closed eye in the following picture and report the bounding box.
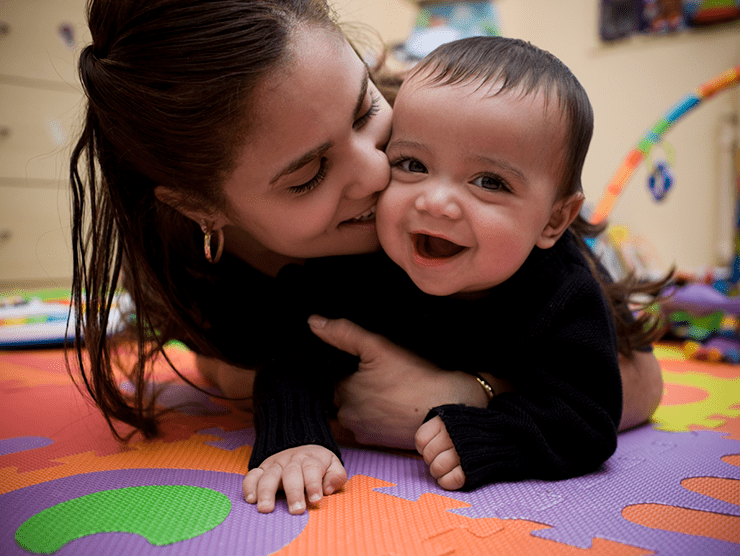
[353,91,380,130]
[289,157,328,195]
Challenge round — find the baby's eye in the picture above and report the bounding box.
[473,174,509,192]
[396,158,427,173]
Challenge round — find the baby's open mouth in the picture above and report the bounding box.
[413,233,466,259]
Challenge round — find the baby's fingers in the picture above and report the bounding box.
[436,464,466,491]
[255,465,283,513]
[415,416,446,456]
[323,456,348,496]
[243,467,283,513]
[242,468,263,505]
[282,461,311,514]
[428,446,461,480]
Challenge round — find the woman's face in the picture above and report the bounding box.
[219,26,392,259]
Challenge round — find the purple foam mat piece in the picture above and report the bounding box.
[345,427,740,555]
[1,468,307,556]
[663,283,740,315]
[0,436,54,456]
[200,427,255,450]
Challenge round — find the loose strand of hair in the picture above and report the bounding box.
[569,215,673,355]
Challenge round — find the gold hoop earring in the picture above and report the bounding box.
[200,220,224,264]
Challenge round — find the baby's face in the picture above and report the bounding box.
[377,75,568,296]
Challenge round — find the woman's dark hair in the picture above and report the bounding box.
[69,0,372,440]
[409,36,672,354]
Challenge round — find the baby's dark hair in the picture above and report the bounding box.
[408,36,592,203]
[409,36,671,354]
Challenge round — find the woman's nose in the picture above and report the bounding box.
[414,182,462,219]
[342,143,390,200]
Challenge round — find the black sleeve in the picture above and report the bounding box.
[248,354,346,469]
[248,262,360,469]
[431,272,622,489]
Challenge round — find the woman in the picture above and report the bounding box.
[70,0,664,510]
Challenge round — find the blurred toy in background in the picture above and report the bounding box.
[585,64,740,362]
[589,225,666,284]
[595,148,740,363]
[683,0,740,25]
[645,142,676,202]
[590,65,740,225]
[600,0,643,41]
[592,223,740,364]
[641,0,685,33]
[392,0,500,63]
[663,283,740,363]
[600,0,739,42]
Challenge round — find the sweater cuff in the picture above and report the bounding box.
[428,404,528,489]
[249,391,341,469]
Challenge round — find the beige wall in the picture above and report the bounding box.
[331,0,418,45]
[333,0,740,274]
[0,0,87,286]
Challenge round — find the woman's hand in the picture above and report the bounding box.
[242,445,346,514]
[415,416,466,490]
[308,315,493,450]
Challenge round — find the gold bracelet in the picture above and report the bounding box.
[473,372,495,401]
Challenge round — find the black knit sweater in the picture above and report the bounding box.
[248,231,622,488]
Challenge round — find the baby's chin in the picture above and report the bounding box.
[403,268,492,299]
[405,272,464,297]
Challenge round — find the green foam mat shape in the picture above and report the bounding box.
[15,485,231,554]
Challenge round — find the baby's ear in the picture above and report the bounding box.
[154,186,230,229]
[536,193,584,249]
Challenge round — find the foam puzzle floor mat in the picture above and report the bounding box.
[1,343,739,555]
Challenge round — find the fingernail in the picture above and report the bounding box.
[290,502,306,513]
[324,486,334,495]
[245,493,255,503]
[308,315,327,329]
[309,493,321,504]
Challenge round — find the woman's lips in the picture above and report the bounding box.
[339,205,376,226]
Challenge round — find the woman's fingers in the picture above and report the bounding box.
[308,315,386,359]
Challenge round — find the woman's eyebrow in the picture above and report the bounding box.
[269,67,369,186]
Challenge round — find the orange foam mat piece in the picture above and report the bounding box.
[275,475,653,556]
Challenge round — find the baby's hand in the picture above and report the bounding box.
[242,445,346,514]
[415,416,466,490]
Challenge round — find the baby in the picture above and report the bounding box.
[245,36,643,515]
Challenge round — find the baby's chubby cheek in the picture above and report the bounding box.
[374,186,401,255]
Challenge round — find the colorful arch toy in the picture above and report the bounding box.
[590,64,740,225]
